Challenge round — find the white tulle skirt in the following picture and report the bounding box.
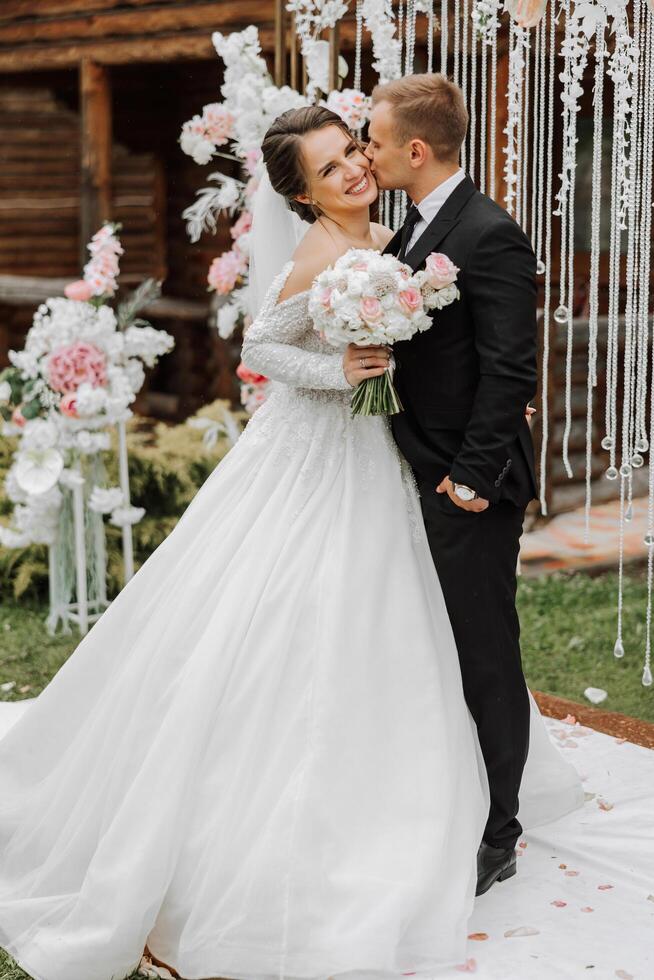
[0,386,583,980]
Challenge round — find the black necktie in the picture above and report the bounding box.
[397,205,421,261]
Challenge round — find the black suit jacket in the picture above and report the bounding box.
[384,175,539,507]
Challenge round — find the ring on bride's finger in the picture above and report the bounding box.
[360,357,367,368]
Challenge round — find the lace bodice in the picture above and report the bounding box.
[241,261,352,393]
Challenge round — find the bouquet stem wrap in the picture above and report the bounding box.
[351,360,403,417]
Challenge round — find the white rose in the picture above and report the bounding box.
[21,419,58,452]
[0,381,11,402]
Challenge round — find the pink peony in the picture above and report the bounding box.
[60,392,79,418]
[11,406,26,427]
[424,252,459,289]
[207,249,248,294]
[64,279,94,302]
[230,211,253,241]
[398,287,422,313]
[48,340,108,394]
[236,361,267,385]
[359,295,383,324]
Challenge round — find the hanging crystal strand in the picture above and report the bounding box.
[354,0,363,92]
[530,23,540,243]
[469,19,478,182]
[585,22,606,540]
[634,3,652,460]
[534,16,547,270]
[453,0,461,86]
[520,29,530,232]
[514,25,524,223]
[479,30,488,194]
[489,15,498,200]
[427,0,435,72]
[604,98,621,479]
[405,0,417,75]
[614,474,626,659]
[539,0,557,516]
[461,0,469,170]
[441,0,448,73]
[643,10,654,688]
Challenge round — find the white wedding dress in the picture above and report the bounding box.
[0,261,584,980]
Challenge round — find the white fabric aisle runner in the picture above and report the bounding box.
[429,716,654,980]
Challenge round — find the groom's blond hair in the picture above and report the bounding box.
[371,73,468,163]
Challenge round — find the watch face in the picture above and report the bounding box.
[455,485,475,502]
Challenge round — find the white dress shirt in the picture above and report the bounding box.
[406,168,467,253]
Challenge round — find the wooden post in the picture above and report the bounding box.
[289,12,299,91]
[80,59,112,261]
[328,23,340,92]
[493,49,509,210]
[274,0,286,86]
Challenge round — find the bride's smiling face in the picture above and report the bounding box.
[295,125,378,218]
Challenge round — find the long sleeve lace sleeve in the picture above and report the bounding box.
[241,264,351,392]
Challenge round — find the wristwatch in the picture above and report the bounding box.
[452,482,478,502]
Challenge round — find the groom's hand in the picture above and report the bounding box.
[436,475,489,513]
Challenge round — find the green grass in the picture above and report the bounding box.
[0,949,144,980]
[518,567,654,722]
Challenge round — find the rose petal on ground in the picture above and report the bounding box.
[565,870,580,876]
[615,971,633,980]
[559,863,567,869]
[455,959,477,972]
[563,713,576,724]
[504,927,540,937]
[581,907,594,912]
[467,933,489,941]
[519,841,528,848]
[551,900,567,907]
[598,799,614,811]
[598,884,614,890]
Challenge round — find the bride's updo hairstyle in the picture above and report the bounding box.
[261,106,356,223]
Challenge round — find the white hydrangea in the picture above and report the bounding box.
[0,380,11,402]
[20,418,58,452]
[217,301,241,339]
[75,382,109,416]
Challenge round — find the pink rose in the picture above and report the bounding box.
[11,406,25,428]
[424,252,459,289]
[359,296,383,324]
[236,361,267,385]
[64,279,94,302]
[202,103,234,145]
[60,392,79,418]
[319,287,333,309]
[398,287,422,313]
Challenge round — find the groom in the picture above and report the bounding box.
[362,73,538,897]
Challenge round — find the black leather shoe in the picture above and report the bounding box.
[476,841,517,897]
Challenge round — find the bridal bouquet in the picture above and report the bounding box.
[308,248,460,416]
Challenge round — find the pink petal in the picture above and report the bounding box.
[559,863,567,869]
[581,906,594,913]
[551,900,567,907]
[518,841,528,849]
[598,884,614,890]
[467,933,489,941]
[598,799,614,811]
[455,958,477,972]
[564,870,580,877]
[615,971,634,980]
[562,713,576,724]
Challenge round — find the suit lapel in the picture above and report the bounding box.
[382,226,403,257]
[403,175,477,271]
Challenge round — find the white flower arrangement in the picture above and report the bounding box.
[0,224,174,549]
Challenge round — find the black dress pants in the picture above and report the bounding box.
[417,480,531,850]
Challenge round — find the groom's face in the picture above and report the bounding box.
[365,101,413,192]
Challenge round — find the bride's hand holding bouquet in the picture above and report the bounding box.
[308,248,460,417]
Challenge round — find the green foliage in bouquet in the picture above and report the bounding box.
[0,400,244,602]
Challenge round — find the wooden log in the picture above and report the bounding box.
[0,1,275,44]
[80,59,112,259]
[0,0,177,24]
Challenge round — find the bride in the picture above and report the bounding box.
[0,106,583,980]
